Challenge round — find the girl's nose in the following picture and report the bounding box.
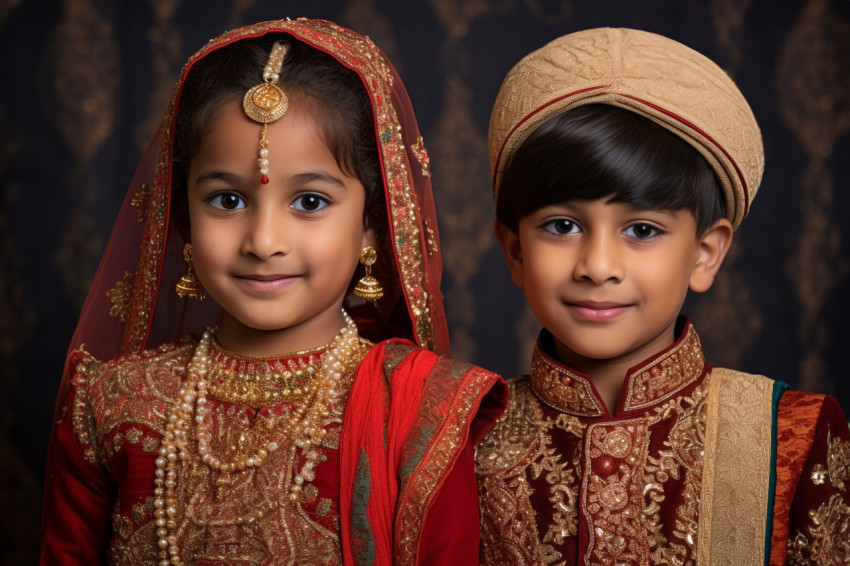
[241,208,289,260]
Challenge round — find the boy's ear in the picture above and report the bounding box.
[494,218,525,290]
[689,218,733,293]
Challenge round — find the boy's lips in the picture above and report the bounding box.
[566,300,632,321]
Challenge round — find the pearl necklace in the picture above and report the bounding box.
[153,310,362,566]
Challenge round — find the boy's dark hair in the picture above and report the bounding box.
[496,104,725,236]
[171,35,385,239]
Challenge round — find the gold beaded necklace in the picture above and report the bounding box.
[153,310,368,566]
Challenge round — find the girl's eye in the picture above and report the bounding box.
[291,193,329,212]
[624,223,662,240]
[543,218,579,235]
[209,192,245,210]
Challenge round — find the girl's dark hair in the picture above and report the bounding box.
[171,35,385,238]
[496,104,725,236]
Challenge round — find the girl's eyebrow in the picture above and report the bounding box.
[194,170,241,184]
[292,171,347,188]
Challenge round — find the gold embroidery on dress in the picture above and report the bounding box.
[411,135,431,177]
[130,183,150,223]
[787,494,850,565]
[80,336,365,565]
[70,349,99,464]
[827,428,850,491]
[106,270,134,322]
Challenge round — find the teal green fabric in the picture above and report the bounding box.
[764,380,790,566]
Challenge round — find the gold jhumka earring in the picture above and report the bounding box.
[353,246,384,303]
[175,243,206,301]
[243,41,289,184]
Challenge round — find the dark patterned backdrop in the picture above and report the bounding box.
[2,0,848,561]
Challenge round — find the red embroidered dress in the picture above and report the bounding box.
[476,318,850,565]
[40,19,507,566]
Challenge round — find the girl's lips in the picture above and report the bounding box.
[566,301,632,322]
[235,274,298,292]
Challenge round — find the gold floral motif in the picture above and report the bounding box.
[643,382,708,563]
[812,464,828,486]
[131,503,146,525]
[787,494,850,565]
[827,428,850,491]
[583,420,651,564]
[477,378,569,565]
[106,271,134,323]
[130,184,150,223]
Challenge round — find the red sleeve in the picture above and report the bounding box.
[417,440,480,565]
[783,394,850,565]
[40,386,115,565]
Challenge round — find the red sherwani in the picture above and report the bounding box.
[476,319,850,565]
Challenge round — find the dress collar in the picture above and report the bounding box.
[529,318,707,417]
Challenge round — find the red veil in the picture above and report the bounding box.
[42,19,504,565]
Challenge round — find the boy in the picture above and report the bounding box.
[476,28,850,565]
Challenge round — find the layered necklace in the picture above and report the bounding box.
[153,310,367,566]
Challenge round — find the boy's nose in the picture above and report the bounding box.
[573,233,624,284]
[242,209,289,260]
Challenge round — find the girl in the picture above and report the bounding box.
[40,19,506,565]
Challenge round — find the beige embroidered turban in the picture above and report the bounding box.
[489,27,764,229]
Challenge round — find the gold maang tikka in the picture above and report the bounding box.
[243,41,289,184]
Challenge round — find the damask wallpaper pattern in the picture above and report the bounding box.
[1,0,848,561]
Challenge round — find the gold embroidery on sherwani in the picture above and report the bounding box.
[623,325,704,411]
[787,494,850,566]
[826,428,850,491]
[582,419,651,565]
[478,324,712,566]
[80,340,361,565]
[787,426,850,566]
[476,377,583,565]
[530,350,604,417]
[643,381,709,564]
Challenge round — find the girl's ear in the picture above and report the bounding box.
[361,225,377,250]
[689,218,733,293]
[494,218,525,290]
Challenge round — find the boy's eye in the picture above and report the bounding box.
[624,223,662,240]
[291,193,329,212]
[543,218,579,235]
[209,192,245,210]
